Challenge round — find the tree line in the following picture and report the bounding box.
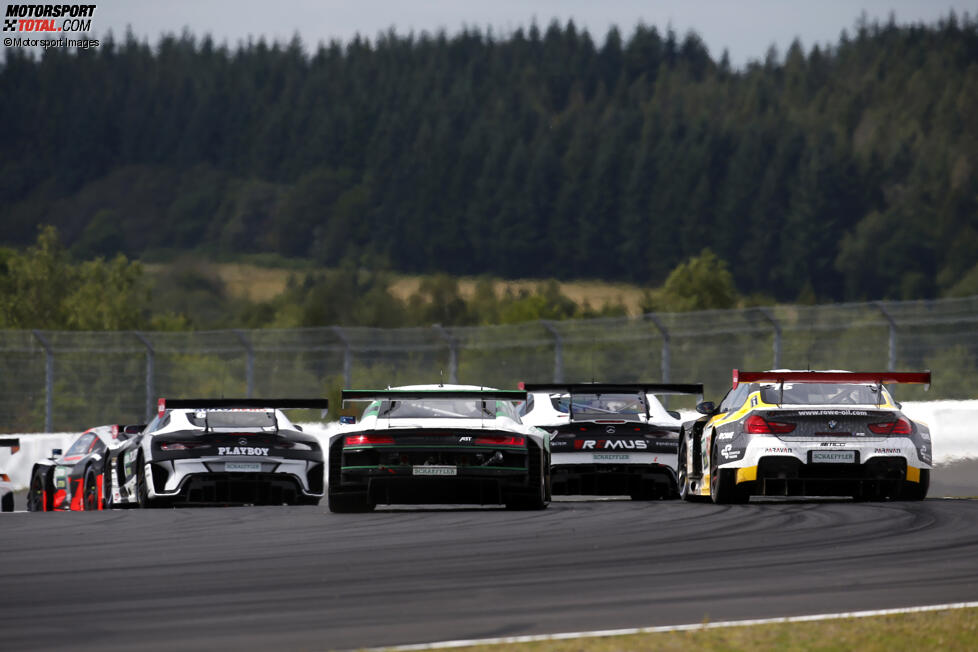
[1,14,976,303]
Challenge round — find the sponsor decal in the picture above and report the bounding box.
[594,454,630,461]
[605,425,616,434]
[812,450,856,463]
[574,439,648,450]
[763,447,793,454]
[820,442,848,447]
[874,448,901,454]
[717,432,733,441]
[751,396,758,407]
[797,410,868,416]
[720,444,739,460]
[459,436,473,442]
[217,446,269,456]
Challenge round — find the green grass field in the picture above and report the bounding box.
[436,606,978,651]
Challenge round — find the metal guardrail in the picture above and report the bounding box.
[2,296,977,432]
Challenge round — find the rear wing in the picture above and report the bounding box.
[342,389,526,404]
[519,382,703,396]
[732,370,931,390]
[158,398,329,417]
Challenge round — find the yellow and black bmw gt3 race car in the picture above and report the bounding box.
[677,370,932,503]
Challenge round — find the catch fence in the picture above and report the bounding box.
[2,295,977,432]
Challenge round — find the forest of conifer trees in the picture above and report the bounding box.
[1,14,976,303]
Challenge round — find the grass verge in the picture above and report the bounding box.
[432,607,978,652]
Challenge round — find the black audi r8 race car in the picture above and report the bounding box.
[328,385,549,512]
[106,398,329,507]
[28,425,140,512]
[678,370,933,503]
[520,383,704,500]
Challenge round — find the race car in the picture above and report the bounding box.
[520,383,703,499]
[1,438,19,512]
[28,425,139,512]
[107,398,328,507]
[677,370,933,503]
[328,385,549,512]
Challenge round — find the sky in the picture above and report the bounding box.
[76,0,973,66]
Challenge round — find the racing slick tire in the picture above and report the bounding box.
[678,442,708,502]
[28,467,52,512]
[710,445,749,504]
[897,469,930,501]
[505,468,550,510]
[327,490,373,513]
[136,457,170,509]
[82,468,99,511]
[1,493,12,512]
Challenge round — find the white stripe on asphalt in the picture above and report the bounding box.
[376,601,978,651]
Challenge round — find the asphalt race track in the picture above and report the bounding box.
[3,497,978,651]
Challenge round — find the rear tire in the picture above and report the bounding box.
[83,468,99,511]
[1,493,12,512]
[135,457,169,508]
[327,490,373,513]
[711,445,749,504]
[898,469,930,501]
[28,467,52,512]
[678,442,707,502]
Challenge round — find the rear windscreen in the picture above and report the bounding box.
[187,410,277,429]
[550,393,647,418]
[376,399,520,421]
[759,383,887,405]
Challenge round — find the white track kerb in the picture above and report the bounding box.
[376,602,978,651]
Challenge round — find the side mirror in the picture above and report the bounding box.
[294,425,304,432]
[51,448,63,458]
[695,401,716,416]
[339,415,357,425]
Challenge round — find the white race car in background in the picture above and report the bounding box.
[520,383,703,500]
[678,370,933,503]
[328,385,549,512]
[1,437,19,512]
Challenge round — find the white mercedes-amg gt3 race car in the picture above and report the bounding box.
[678,370,933,503]
[116,398,329,507]
[520,383,703,500]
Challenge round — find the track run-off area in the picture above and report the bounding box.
[2,497,977,651]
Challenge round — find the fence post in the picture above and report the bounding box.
[32,330,54,432]
[233,329,254,398]
[541,320,564,383]
[757,308,782,368]
[645,313,671,384]
[332,326,352,388]
[133,332,155,421]
[433,325,459,384]
[873,302,897,371]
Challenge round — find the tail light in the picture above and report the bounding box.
[0,473,8,482]
[474,435,525,446]
[868,418,912,435]
[745,414,796,434]
[345,434,395,446]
